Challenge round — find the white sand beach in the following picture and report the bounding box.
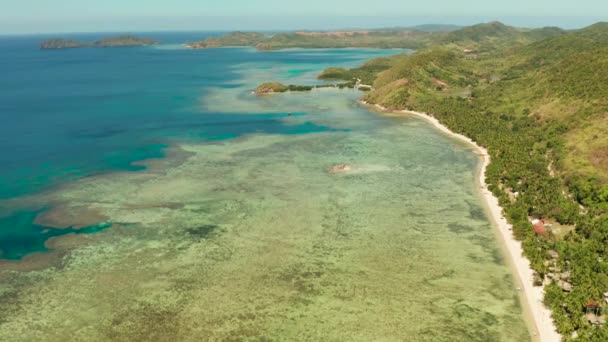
[364,101,561,342]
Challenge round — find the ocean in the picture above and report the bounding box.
[0,33,530,340]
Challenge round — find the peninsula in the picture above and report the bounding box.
[40,35,159,49]
[254,82,313,95]
[187,29,439,50]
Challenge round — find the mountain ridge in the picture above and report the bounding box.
[186,21,566,51]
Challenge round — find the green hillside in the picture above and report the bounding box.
[323,22,608,340]
[433,22,566,52]
[189,22,565,52]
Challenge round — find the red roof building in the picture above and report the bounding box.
[586,302,602,315]
[531,219,546,235]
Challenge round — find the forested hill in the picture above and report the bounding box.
[436,21,565,51]
[321,22,608,340]
[186,22,563,51]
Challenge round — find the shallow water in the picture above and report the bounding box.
[0,36,393,257]
[0,38,529,341]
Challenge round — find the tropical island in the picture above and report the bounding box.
[246,21,608,341]
[40,35,159,49]
[253,80,365,95]
[254,82,314,95]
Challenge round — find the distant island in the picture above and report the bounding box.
[186,30,436,51]
[255,82,303,95]
[185,23,563,51]
[40,35,159,49]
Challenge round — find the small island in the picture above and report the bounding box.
[40,35,159,49]
[254,78,374,95]
[254,82,313,95]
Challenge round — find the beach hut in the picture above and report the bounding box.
[586,302,602,315]
[585,302,606,325]
[531,219,546,235]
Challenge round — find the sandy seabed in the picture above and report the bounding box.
[0,58,533,341]
[365,102,561,342]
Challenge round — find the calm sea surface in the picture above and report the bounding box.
[0,33,529,340]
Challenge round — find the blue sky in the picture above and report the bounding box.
[2,0,607,34]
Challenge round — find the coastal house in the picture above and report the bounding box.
[531,218,546,235]
[586,302,601,315]
[585,302,606,325]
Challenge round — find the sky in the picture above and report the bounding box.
[1,0,607,34]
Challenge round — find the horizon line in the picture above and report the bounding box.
[2,15,606,35]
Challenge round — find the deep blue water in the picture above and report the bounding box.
[0,32,402,259]
[0,211,112,260]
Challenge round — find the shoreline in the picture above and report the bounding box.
[362,101,561,342]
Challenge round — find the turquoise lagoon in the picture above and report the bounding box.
[0,34,530,340]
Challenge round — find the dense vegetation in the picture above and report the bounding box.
[437,21,564,52]
[254,82,314,94]
[254,81,361,94]
[320,22,608,340]
[317,58,394,85]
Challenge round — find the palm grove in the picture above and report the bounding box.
[343,22,608,341]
